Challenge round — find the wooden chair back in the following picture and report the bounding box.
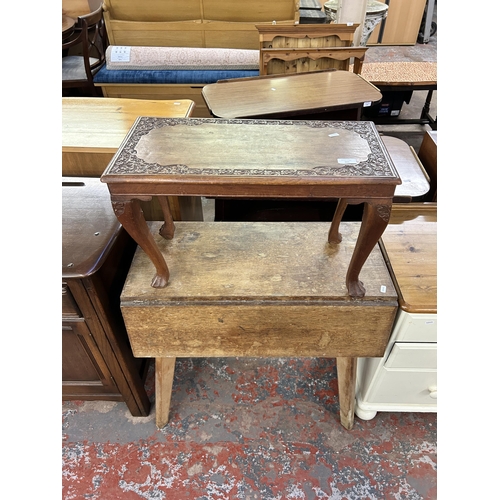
[255,24,367,75]
[62,6,107,95]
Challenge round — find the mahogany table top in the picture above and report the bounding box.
[201,70,382,119]
[101,117,400,198]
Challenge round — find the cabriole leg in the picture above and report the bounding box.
[112,198,170,288]
[346,201,391,298]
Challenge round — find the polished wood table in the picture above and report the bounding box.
[62,97,201,220]
[202,70,382,120]
[101,117,401,298]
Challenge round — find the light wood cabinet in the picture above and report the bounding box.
[367,0,426,45]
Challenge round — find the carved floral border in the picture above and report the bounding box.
[107,117,398,178]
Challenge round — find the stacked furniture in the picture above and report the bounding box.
[104,117,403,430]
[94,0,300,116]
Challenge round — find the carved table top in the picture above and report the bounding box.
[102,118,400,198]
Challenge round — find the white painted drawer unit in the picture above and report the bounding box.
[355,204,437,420]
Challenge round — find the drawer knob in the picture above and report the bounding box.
[428,385,437,399]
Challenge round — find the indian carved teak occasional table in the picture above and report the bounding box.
[101,117,400,298]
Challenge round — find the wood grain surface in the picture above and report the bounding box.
[121,221,398,358]
[202,70,382,119]
[62,98,200,221]
[379,203,437,313]
[62,98,196,154]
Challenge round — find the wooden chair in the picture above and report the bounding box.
[255,24,367,75]
[62,5,107,96]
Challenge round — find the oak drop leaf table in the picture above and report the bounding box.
[102,117,401,430]
[101,117,401,298]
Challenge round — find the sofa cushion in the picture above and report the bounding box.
[105,46,260,71]
[93,65,259,84]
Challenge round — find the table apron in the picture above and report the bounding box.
[373,83,437,91]
[105,182,398,200]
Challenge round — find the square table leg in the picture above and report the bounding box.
[155,355,358,431]
[337,357,358,430]
[155,357,176,429]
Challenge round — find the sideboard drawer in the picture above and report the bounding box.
[393,311,437,342]
[385,342,437,370]
[62,282,82,319]
[362,342,438,405]
[363,368,437,405]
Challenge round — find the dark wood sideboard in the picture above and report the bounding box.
[62,177,150,416]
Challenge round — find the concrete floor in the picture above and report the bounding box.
[63,10,438,500]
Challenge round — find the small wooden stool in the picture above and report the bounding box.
[120,221,398,430]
